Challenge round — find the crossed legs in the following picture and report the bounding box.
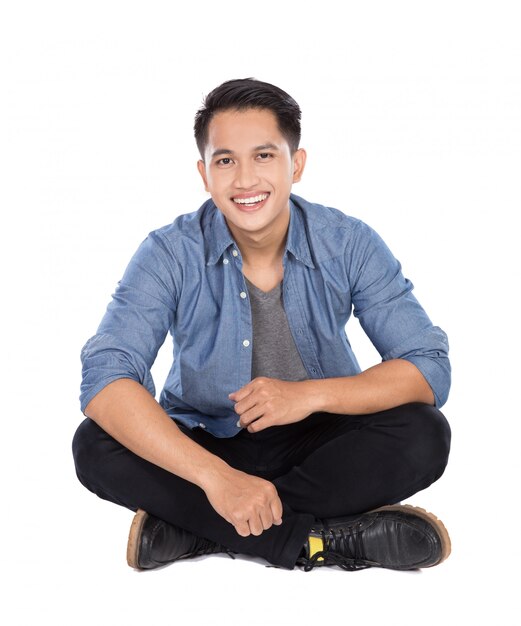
[72,403,451,569]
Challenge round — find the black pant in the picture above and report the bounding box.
[72,403,451,569]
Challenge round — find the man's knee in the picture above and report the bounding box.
[403,403,451,481]
[72,417,111,486]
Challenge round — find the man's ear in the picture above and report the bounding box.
[197,160,209,192]
[292,148,307,183]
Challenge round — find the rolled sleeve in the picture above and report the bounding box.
[348,221,451,408]
[383,327,451,408]
[80,231,179,413]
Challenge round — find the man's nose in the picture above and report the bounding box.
[233,162,260,189]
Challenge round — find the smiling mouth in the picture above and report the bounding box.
[232,193,270,210]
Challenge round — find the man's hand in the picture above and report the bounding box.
[203,467,283,537]
[229,377,319,433]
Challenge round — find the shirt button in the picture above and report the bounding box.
[232,250,239,257]
[242,339,250,347]
[240,291,247,299]
[199,423,206,429]
[223,259,229,265]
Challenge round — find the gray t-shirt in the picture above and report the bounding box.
[245,276,308,382]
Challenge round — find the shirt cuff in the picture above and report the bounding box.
[401,354,451,408]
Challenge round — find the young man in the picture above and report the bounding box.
[73,78,451,572]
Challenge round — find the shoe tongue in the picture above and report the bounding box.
[308,535,325,562]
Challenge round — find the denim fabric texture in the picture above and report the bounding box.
[80,194,450,437]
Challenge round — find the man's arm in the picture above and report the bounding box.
[231,359,433,433]
[311,358,434,414]
[85,378,283,536]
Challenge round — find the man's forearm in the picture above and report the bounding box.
[306,359,435,415]
[84,378,231,490]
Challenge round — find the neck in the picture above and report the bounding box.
[227,206,290,268]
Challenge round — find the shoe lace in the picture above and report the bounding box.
[189,538,236,560]
[303,522,376,572]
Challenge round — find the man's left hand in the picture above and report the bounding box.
[229,377,320,433]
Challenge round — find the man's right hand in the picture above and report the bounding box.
[203,468,283,537]
[85,380,283,538]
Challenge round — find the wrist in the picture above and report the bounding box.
[302,379,330,414]
[304,377,356,414]
[198,457,236,492]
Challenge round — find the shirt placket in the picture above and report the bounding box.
[228,246,253,392]
[282,257,324,379]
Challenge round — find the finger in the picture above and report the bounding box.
[247,409,273,432]
[229,382,254,402]
[259,507,274,531]
[240,405,266,429]
[230,377,268,402]
[234,520,250,537]
[237,408,262,429]
[234,395,259,421]
[248,515,264,537]
[247,416,267,433]
[270,496,283,525]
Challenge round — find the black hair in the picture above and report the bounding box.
[194,78,301,159]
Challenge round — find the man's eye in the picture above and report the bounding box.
[257,153,272,160]
[217,158,233,166]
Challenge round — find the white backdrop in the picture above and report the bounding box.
[1,1,519,624]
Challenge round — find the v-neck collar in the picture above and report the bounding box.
[244,275,283,299]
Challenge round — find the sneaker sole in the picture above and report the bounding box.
[371,504,451,566]
[126,509,149,569]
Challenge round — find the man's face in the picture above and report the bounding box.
[197,108,306,242]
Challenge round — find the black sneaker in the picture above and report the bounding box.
[297,505,451,572]
[126,509,232,570]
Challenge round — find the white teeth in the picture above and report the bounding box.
[233,193,269,205]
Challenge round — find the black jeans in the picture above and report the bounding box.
[72,403,451,569]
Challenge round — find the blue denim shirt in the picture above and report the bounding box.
[80,194,450,437]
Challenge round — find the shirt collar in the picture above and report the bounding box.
[205,204,236,266]
[205,195,315,269]
[286,195,315,269]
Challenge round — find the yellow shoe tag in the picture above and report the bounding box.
[308,536,324,562]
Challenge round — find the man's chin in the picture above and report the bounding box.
[223,214,273,239]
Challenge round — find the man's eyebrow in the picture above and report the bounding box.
[211,148,234,158]
[254,143,280,152]
[210,143,280,159]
